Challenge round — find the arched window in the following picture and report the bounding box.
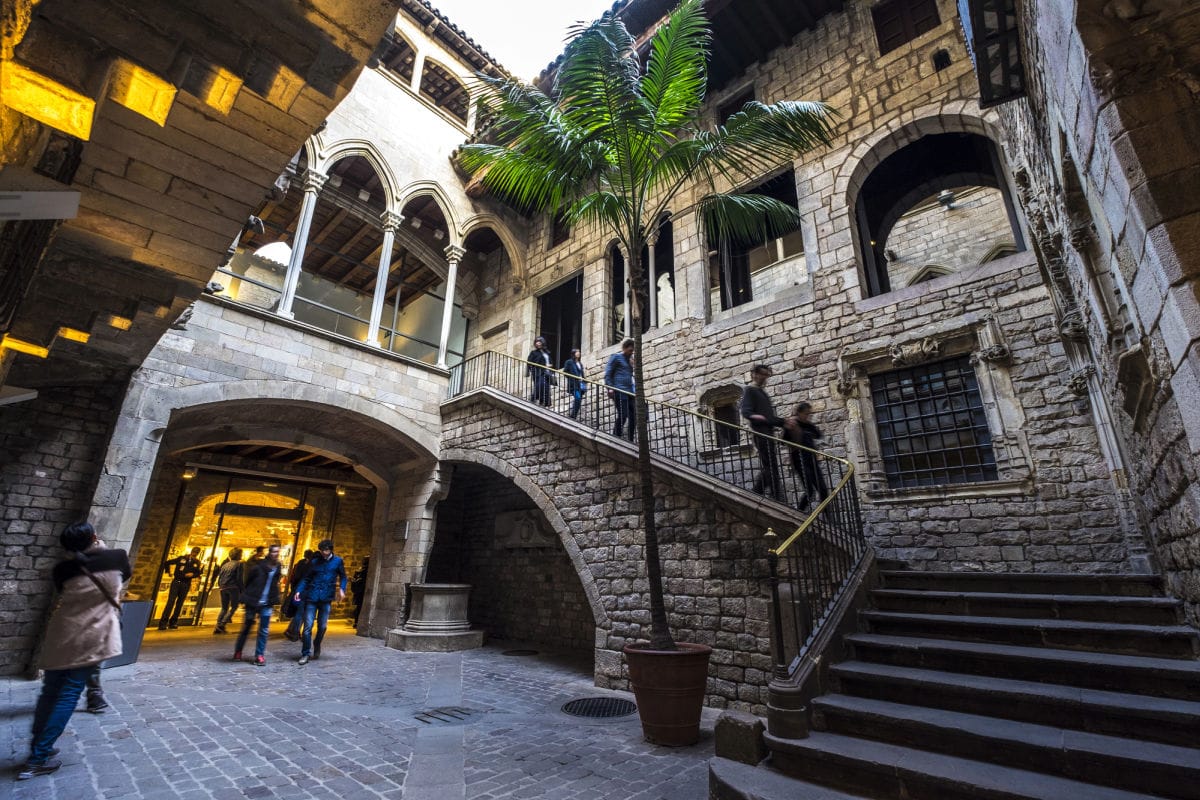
[419,60,469,124]
[854,132,1026,298]
[374,32,416,83]
[699,385,744,450]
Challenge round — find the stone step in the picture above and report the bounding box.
[708,756,871,800]
[810,695,1200,799]
[830,660,1200,747]
[878,570,1162,597]
[845,633,1200,700]
[870,589,1183,625]
[766,731,1174,800]
[859,610,1200,657]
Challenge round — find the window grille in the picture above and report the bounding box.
[871,355,997,488]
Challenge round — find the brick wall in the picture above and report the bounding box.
[0,384,123,675]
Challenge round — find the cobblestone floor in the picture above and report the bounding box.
[1,623,715,799]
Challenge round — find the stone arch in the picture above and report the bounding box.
[906,264,955,287]
[313,139,401,213]
[397,180,461,248]
[439,447,608,633]
[460,212,527,289]
[835,106,1025,297]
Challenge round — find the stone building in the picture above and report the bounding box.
[2,0,1198,735]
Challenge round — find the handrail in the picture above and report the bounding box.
[448,349,869,678]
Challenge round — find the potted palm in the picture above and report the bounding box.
[459,0,835,746]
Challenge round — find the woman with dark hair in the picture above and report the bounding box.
[563,348,586,419]
[526,336,554,407]
[19,522,131,781]
[785,402,828,510]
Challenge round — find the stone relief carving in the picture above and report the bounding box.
[970,344,1011,366]
[1059,310,1089,341]
[835,366,862,398]
[1068,365,1095,397]
[889,337,941,367]
[495,510,555,549]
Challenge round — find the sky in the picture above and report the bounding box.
[428,0,619,81]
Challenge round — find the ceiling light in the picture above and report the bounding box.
[182,467,198,480]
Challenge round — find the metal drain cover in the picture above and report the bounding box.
[414,707,477,725]
[561,697,637,718]
[501,649,539,657]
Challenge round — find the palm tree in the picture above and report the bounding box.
[459,0,835,650]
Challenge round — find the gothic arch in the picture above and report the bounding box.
[313,139,401,212]
[439,447,608,633]
[397,180,462,248]
[460,212,527,288]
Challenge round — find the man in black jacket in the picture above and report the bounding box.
[741,364,786,502]
[158,546,203,629]
[233,543,283,666]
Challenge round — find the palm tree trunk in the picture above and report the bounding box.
[629,243,675,650]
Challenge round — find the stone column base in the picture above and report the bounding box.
[386,628,485,652]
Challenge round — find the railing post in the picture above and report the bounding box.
[485,350,493,389]
[766,528,789,680]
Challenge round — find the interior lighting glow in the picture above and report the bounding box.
[1,61,95,140]
[0,334,50,358]
[55,326,90,343]
[108,60,177,126]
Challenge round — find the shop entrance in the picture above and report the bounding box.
[149,469,346,628]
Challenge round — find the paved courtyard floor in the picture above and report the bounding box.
[1,623,715,799]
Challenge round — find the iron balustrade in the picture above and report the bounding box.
[449,350,868,679]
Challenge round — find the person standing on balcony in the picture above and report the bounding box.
[563,348,587,419]
[785,402,828,510]
[158,546,203,629]
[526,337,554,407]
[294,539,347,665]
[604,338,636,441]
[741,364,786,502]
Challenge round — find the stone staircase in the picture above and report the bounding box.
[712,570,1200,800]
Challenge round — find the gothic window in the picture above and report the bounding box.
[872,0,941,56]
[870,356,998,488]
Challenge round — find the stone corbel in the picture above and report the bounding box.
[970,315,1012,366]
[1068,365,1095,397]
[1059,309,1088,341]
[835,366,862,398]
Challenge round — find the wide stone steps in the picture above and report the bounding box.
[709,757,871,800]
[877,570,1163,596]
[809,694,1200,799]
[765,731,1176,800]
[844,633,1200,699]
[870,588,1183,625]
[829,660,1200,747]
[859,610,1200,657]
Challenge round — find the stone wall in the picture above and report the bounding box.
[885,187,1015,288]
[0,384,123,674]
[429,465,593,653]
[441,396,794,714]
[994,1,1200,620]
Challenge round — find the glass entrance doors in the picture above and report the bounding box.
[150,470,339,628]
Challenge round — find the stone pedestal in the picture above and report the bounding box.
[386,583,485,652]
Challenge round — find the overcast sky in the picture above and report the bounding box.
[430,0,618,81]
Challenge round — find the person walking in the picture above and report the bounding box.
[350,557,370,627]
[604,338,635,441]
[294,539,347,665]
[741,364,786,502]
[19,522,130,780]
[212,548,244,634]
[785,401,829,510]
[233,543,283,666]
[81,666,109,714]
[158,546,203,629]
[563,348,586,419]
[526,336,554,407]
[283,550,315,642]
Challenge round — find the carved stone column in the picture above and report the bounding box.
[367,211,403,346]
[437,244,465,367]
[277,171,327,319]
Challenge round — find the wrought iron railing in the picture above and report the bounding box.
[448,349,868,678]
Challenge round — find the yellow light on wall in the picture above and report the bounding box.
[55,326,90,343]
[1,61,95,140]
[201,67,242,114]
[108,60,176,126]
[0,334,50,358]
[107,315,133,330]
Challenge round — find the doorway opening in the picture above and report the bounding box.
[537,274,583,368]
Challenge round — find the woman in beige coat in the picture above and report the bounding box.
[19,522,131,781]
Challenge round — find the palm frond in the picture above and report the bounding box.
[702,100,838,181]
[641,0,709,132]
[698,192,802,247]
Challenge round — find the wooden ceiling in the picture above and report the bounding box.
[192,443,357,474]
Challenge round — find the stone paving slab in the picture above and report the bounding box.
[2,625,716,799]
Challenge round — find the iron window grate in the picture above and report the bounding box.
[871,355,998,488]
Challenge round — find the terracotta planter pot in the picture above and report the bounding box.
[622,641,713,746]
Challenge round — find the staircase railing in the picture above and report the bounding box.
[448,349,867,677]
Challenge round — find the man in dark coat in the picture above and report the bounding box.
[604,338,636,440]
[284,550,315,641]
[741,364,786,502]
[233,543,283,666]
[526,336,554,407]
[158,546,203,629]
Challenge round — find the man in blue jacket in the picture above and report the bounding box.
[293,539,347,665]
[604,338,636,441]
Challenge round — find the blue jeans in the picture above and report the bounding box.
[234,605,272,657]
[30,665,92,763]
[301,601,331,657]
